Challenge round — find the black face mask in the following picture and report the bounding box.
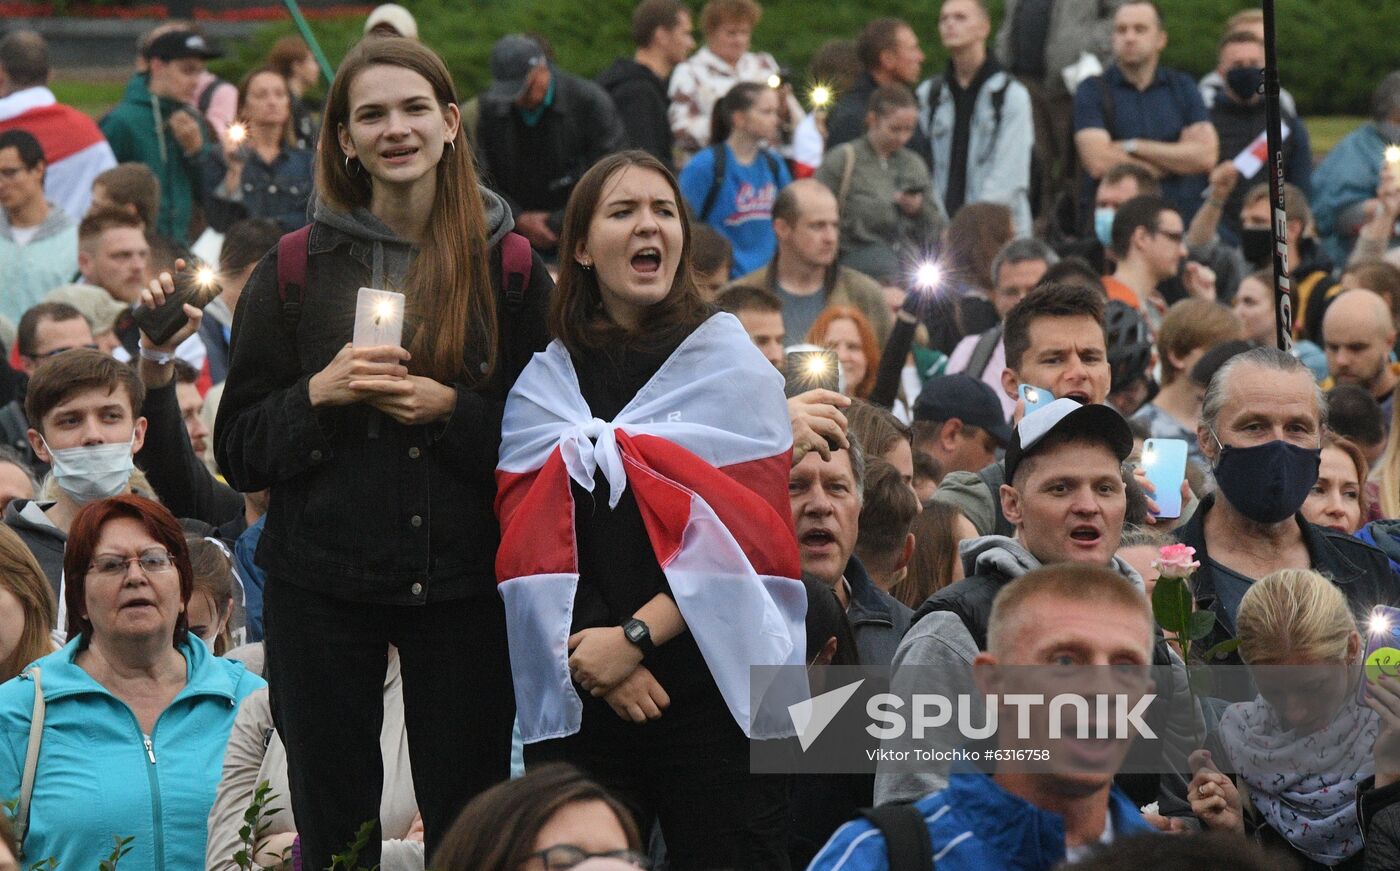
[1241,227,1272,266]
[1226,65,1263,102]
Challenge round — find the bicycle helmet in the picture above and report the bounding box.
[1105,300,1155,396]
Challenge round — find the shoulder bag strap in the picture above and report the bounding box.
[16,666,44,854]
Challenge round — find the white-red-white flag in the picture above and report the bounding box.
[496,314,807,743]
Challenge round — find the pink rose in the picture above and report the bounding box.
[1152,544,1200,579]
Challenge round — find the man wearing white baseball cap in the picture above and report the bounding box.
[364,3,418,39]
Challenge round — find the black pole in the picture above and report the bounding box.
[1262,0,1292,351]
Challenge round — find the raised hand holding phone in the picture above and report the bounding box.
[1018,383,1054,416]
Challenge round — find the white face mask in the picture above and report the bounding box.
[42,435,135,504]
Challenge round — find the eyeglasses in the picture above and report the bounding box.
[528,846,651,871]
[1152,227,1185,244]
[88,549,176,579]
[27,343,100,361]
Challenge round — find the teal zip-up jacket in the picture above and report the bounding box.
[0,636,264,870]
[99,73,209,242]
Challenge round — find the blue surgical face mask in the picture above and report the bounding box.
[42,435,135,504]
[1094,207,1116,248]
[1209,431,1320,525]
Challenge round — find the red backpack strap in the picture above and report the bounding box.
[276,224,313,331]
[499,231,532,312]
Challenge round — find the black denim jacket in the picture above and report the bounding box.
[214,219,552,604]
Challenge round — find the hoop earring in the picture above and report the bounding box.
[446,139,456,152]
[345,155,362,176]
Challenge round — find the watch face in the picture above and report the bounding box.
[625,622,644,643]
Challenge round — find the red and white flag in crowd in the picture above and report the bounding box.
[1232,122,1293,179]
[496,314,807,743]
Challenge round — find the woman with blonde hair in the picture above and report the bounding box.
[1189,569,1400,870]
[0,524,56,682]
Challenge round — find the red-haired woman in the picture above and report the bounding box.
[213,36,553,868]
[0,495,263,870]
[807,305,881,398]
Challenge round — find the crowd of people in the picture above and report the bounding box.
[0,0,1397,868]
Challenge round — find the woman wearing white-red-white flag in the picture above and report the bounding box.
[495,150,806,869]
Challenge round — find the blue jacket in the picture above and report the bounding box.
[809,767,1154,870]
[1313,123,1388,265]
[0,636,264,870]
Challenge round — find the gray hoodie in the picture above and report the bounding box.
[308,185,515,289]
[874,535,1200,807]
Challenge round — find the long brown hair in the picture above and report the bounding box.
[550,150,710,356]
[187,536,235,655]
[236,66,297,148]
[891,500,964,609]
[317,36,496,384]
[0,525,55,681]
[430,763,642,871]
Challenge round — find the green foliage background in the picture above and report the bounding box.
[212,0,1400,116]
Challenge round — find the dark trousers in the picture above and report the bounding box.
[525,684,791,871]
[263,574,515,869]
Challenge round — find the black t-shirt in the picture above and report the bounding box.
[944,60,998,217]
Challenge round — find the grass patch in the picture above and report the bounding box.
[50,79,126,119]
[1307,116,1366,157]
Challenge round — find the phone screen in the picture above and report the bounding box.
[353,287,406,348]
[1018,384,1053,416]
[1360,606,1400,704]
[1142,438,1189,519]
[784,347,842,398]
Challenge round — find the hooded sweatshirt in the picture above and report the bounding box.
[0,202,78,324]
[99,73,208,242]
[874,536,1199,807]
[214,186,554,602]
[596,58,675,172]
[2,499,64,607]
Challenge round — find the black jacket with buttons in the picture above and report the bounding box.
[214,206,552,604]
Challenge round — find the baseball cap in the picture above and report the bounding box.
[144,29,222,62]
[913,374,1012,446]
[364,4,418,39]
[485,34,548,102]
[43,284,129,335]
[1003,398,1133,482]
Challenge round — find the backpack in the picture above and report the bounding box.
[197,75,229,116]
[274,225,534,335]
[858,804,934,871]
[698,142,782,223]
[963,324,1003,381]
[922,73,1013,175]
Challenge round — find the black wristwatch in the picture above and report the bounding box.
[622,618,657,655]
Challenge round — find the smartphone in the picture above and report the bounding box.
[1359,605,1400,703]
[132,262,221,347]
[1018,383,1054,416]
[1141,438,1189,519]
[353,287,405,348]
[784,345,843,398]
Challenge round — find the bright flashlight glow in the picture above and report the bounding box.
[1141,446,1156,466]
[1373,613,1392,635]
[227,122,247,145]
[810,84,832,109]
[915,261,942,290]
[195,266,217,287]
[1387,145,1400,167]
[374,299,397,321]
[768,74,783,89]
[1024,387,1040,405]
[804,355,831,377]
